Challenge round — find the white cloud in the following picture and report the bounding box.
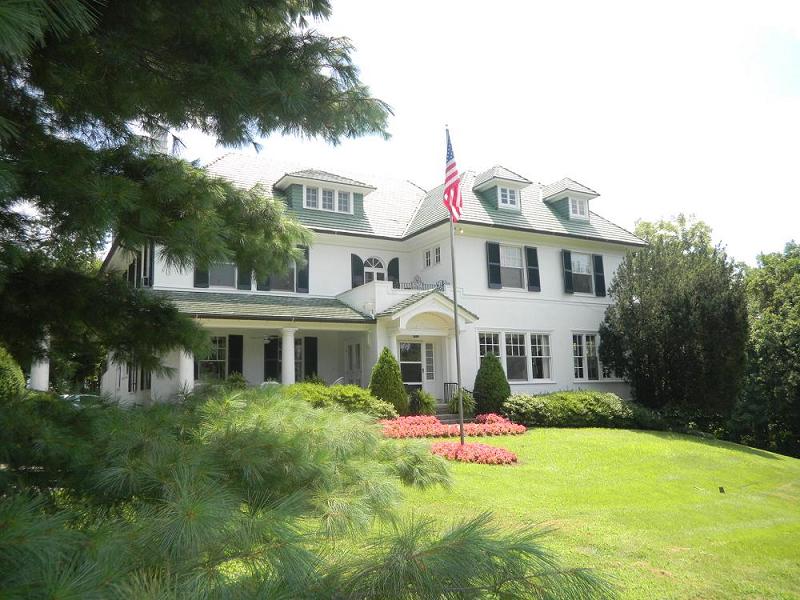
[181,0,800,264]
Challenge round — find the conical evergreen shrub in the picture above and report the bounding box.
[369,347,409,415]
[473,353,511,414]
[0,345,24,400]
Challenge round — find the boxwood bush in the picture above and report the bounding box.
[286,382,398,419]
[502,390,659,429]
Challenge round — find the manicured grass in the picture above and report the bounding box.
[402,429,800,599]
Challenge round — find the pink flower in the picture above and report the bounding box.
[431,441,518,464]
[379,415,525,439]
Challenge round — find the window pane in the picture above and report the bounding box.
[500,267,524,288]
[270,264,295,291]
[571,253,593,293]
[305,187,318,208]
[322,189,334,210]
[531,334,551,379]
[399,342,421,362]
[435,247,441,263]
[573,273,593,294]
[500,246,523,267]
[209,263,236,287]
[400,363,422,383]
[425,343,434,380]
[573,334,584,379]
[505,333,527,381]
[500,188,508,203]
[586,335,599,380]
[479,332,500,358]
[337,191,350,212]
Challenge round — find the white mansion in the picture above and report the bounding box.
[98,153,644,404]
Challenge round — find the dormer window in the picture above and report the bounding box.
[498,187,519,210]
[569,197,589,219]
[302,185,354,214]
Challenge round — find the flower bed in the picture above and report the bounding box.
[378,415,525,439]
[431,441,518,465]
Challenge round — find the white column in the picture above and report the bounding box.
[29,356,50,391]
[177,350,194,393]
[447,333,457,384]
[388,330,398,359]
[281,328,298,384]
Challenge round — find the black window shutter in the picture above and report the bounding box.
[147,240,155,287]
[194,265,209,288]
[525,247,541,292]
[237,266,252,290]
[387,257,399,289]
[593,254,606,297]
[296,246,310,293]
[304,336,318,379]
[562,250,574,293]
[486,242,502,289]
[351,254,364,288]
[228,335,243,376]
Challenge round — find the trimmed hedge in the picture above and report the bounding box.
[0,345,25,400]
[502,390,659,429]
[286,383,398,419]
[473,353,510,414]
[369,347,409,415]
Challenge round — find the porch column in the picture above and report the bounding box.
[447,333,457,384]
[388,330,398,358]
[281,328,298,384]
[28,335,50,392]
[177,350,194,393]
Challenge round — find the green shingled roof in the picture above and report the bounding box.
[205,153,644,246]
[153,290,373,322]
[376,289,479,320]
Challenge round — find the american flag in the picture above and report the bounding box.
[443,129,462,222]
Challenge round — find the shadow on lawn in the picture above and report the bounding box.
[629,429,784,460]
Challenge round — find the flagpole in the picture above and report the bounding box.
[449,205,466,446]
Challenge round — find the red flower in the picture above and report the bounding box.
[431,441,518,464]
[379,415,525,439]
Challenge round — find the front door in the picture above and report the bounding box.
[399,341,439,398]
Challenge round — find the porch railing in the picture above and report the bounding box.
[443,382,459,403]
[395,279,448,291]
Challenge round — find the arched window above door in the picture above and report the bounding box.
[363,257,385,283]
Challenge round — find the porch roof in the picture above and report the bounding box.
[376,289,479,320]
[153,290,375,323]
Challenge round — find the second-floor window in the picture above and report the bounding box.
[304,187,318,209]
[499,245,524,288]
[364,257,385,282]
[337,191,351,212]
[423,246,441,268]
[570,197,588,219]
[570,252,593,294]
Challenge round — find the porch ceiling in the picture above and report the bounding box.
[153,290,375,323]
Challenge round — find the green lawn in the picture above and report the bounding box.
[403,429,800,599]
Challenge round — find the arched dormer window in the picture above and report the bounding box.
[363,257,385,283]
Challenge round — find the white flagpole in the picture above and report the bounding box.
[449,215,465,445]
[445,126,465,446]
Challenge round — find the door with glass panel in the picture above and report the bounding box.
[399,341,439,398]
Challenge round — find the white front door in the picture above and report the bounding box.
[399,340,440,398]
[345,343,362,385]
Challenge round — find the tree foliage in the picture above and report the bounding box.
[473,353,511,414]
[729,242,800,455]
[0,344,24,399]
[0,384,608,598]
[599,215,748,412]
[0,0,390,371]
[369,347,409,415]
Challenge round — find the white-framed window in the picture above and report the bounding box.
[267,263,296,292]
[570,252,594,294]
[423,249,431,268]
[337,191,351,212]
[363,257,385,282]
[304,186,318,209]
[422,246,441,269]
[302,185,354,214]
[434,246,441,264]
[505,333,528,381]
[498,187,519,210]
[322,189,335,211]
[570,197,588,219]
[500,245,525,288]
[425,343,434,380]
[572,333,615,381]
[478,332,500,358]
[198,336,227,381]
[530,334,552,380]
[209,263,236,288]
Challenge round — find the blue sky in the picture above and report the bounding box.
[180,0,800,265]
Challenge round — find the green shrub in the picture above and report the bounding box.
[502,390,659,429]
[303,373,327,385]
[224,372,248,389]
[409,389,437,416]
[448,388,475,417]
[287,382,398,419]
[473,353,510,414]
[0,345,25,400]
[369,347,409,415]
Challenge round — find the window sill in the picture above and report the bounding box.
[572,379,625,384]
[509,379,557,385]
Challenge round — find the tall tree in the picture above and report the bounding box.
[599,215,748,413]
[730,242,800,455]
[0,0,390,370]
